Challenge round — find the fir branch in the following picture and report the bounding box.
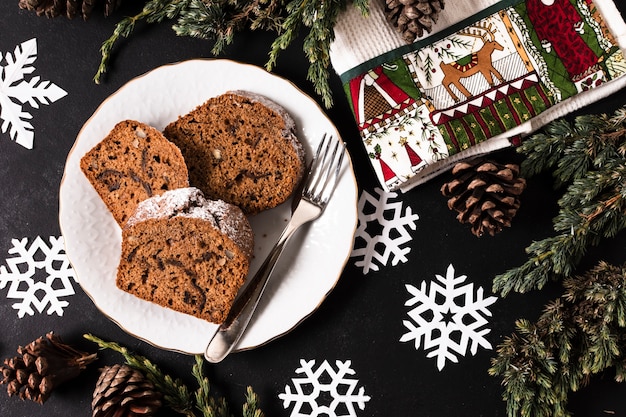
[192,354,231,417]
[243,386,264,417]
[267,0,369,108]
[489,261,626,417]
[192,354,264,417]
[84,335,264,417]
[84,333,195,415]
[492,172,626,295]
[94,0,192,84]
[94,0,368,107]
[174,0,240,55]
[245,0,284,30]
[518,109,626,186]
[171,0,288,54]
[493,107,626,296]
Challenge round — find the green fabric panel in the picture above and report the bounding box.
[382,58,422,100]
[343,82,355,119]
[513,2,577,100]
[456,54,475,67]
[508,92,531,123]
[447,119,472,152]
[493,99,518,130]
[576,1,605,58]
[437,125,455,155]
[524,85,551,114]
[465,113,488,144]
[478,107,504,137]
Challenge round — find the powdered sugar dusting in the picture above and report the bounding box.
[203,198,254,258]
[127,188,213,225]
[126,187,253,258]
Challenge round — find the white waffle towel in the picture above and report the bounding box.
[330,0,626,191]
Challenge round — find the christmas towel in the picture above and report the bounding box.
[330,0,626,191]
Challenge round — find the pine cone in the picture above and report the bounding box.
[0,332,97,404]
[92,364,162,417]
[441,158,526,237]
[384,0,445,43]
[18,0,123,19]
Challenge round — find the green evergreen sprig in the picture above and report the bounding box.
[94,0,370,108]
[492,107,626,296]
[267,0,368,107]
[489,261,626,417]
[84,334,264,417]
[242,386,264,417]
[94,0,193,85]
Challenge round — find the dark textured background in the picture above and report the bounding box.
[1,2,626,416]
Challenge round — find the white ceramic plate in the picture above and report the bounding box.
[59,59,358,355]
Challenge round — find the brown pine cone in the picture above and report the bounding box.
[441,158,526,237]
[92,364,162,417]
[0,332,97,404]
[384,0,445,43]
[18,0,123,19]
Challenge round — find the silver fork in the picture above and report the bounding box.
[205,133,346,363]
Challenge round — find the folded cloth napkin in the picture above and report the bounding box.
[330,0,626,192]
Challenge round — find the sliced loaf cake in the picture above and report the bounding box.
[80,120,189,227]
[163,91,305,215]
[116,187,254,324]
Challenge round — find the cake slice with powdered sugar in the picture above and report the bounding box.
[116,187,254,324]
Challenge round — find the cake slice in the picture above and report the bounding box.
[80,120,189,227]
[116,187,254,324]
[163,91,306,215]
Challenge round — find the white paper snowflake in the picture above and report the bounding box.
[351,187,419,274]
[279,359,371,417]
[400,264,498,370]
[0,236,77,318]
[0,38,67,149]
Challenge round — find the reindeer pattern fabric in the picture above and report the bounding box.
[331,0,626,191]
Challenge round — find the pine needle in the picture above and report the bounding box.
[84,334,264,417]
[94,0,369,107]
[94,0,191,84]
[84,333,195,415]
[493,107,626,296]
[489,261,626,417]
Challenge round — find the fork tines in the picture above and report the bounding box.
[304,134,346,206]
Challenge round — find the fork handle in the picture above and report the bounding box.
[204,217,302,363]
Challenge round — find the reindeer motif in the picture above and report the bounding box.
[440,23,505,102]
